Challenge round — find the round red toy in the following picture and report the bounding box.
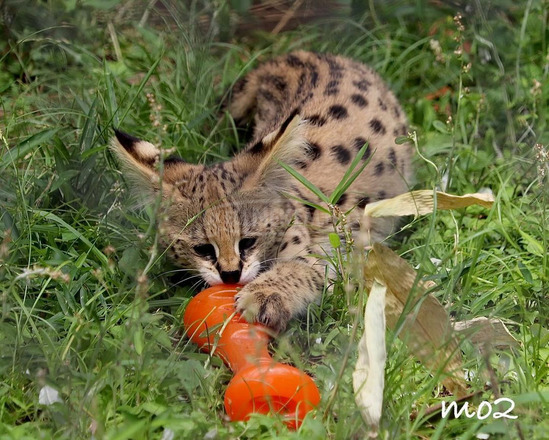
[183,284,320,429]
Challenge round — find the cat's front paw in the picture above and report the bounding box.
[235,284,291,333]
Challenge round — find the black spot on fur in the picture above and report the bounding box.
[305,204,316,220]
[324,80,340,96]
[331,145,351,165]
[295,160,308,169]
[309,66,319,87]
[256,106,270,121]
[351,94,368,108]
[327,58,344,79]
[393,124,408,137]
[249,140,264,155]
[328,105,348,120]
[392,106,401,118]
[292,236,302,245]
[297,72,307,93]
[353,137,371,159]
[374,162,385,176]
[336,193,348,206]
[258,88,281,107]
[308,114,327,127]
[232,77,248,94]
[377,191,387,200]
[314,52,328,61]
[301,92,313,105]
[370,118,387,135]
[378,97,388,111]
[357,196,370,208]
[286,54,305,68]
[262,74,287,92]
[280,241,288,252]
[353,79,371,92]
[114,129,141,153]
[307,143,322,161]
[388,148,397,168]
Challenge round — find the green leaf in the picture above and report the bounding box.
[134,328,144,355]
[109,418,148,440]
[119,247,144,276]
[518,261,533,284]
[78,98,98,153]
[329,233,341,248]
[120,56,162,124]
[279,161,330,203]
[519,230,543,256]
[283,193,331,215]
[34,210,109,268]
[1,128,58,170]
[84,0,120,10]
[432,120,449,133]
[330,143,371,204]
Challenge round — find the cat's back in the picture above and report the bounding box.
[227,51,413,217]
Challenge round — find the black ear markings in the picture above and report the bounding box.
[251,107,301,156]
[278,107,300,136]
[114,128,141,153]
[249,140,265,155]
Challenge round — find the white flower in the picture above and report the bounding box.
[38,385,62,405]
[161,428,175,440]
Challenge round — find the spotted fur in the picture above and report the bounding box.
[112,51,413,332]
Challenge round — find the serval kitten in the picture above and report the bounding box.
[112,51,413,332]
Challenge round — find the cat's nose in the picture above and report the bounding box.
[220,270,241,284]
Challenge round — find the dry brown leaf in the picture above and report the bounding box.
[453,317,519,350]
[353,281,387,429]
[364,243,468,397]
[362,190,494,218]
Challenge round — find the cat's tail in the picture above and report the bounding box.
[220,71,260,126]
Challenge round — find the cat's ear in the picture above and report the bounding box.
[241,112,308,192]
[111,129,188,198]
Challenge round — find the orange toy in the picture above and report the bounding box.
[183,284,320,429]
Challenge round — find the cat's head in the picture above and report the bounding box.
[111,114,307,285]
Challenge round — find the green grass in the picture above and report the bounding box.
[1,1,548,438]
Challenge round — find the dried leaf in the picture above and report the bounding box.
[353,281,387,429]
[362,189,494,218]
[364,243,468,397]
[453,317,519,350]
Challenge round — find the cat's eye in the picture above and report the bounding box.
[193,243,216,259]
[239,237,257,253]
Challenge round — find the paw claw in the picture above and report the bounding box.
[233,285,290,332]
